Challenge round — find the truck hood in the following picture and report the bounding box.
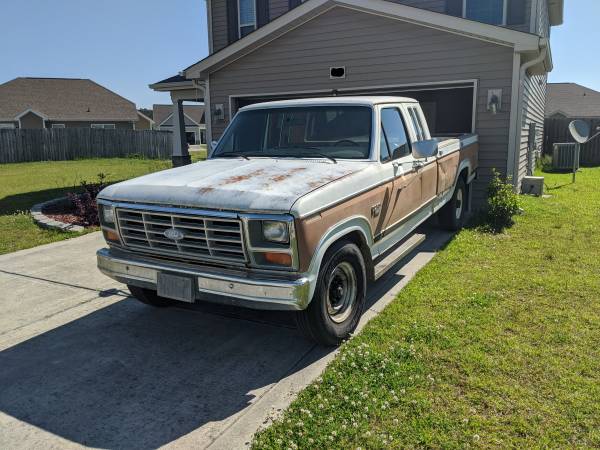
[98,158,368,214]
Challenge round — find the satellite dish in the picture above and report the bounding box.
[569,120,591,144]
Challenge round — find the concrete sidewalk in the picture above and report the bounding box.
[0,228,452,449]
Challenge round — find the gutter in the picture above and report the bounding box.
[509,38,549,188]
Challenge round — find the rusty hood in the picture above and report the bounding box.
[98,158,368,214]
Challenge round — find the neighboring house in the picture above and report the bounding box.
[0,77,152,130]
[544,83,600,165]
[153,104,206,144]
[151,0,563,200]
[546,83,600,120]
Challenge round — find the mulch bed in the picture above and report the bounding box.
[42,201,88,227]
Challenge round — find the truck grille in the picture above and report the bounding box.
[116,208,247,264]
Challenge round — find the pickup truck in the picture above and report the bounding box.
[97,97,478,346]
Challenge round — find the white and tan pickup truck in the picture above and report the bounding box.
[97,97,478,345]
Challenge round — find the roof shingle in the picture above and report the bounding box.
[0,77,138,122]
[546,83,600,119]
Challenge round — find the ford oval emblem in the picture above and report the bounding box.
[164,228,185,241]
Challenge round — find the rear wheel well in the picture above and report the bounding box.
[459,167,471,210]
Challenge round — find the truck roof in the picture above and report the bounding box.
[239,96,419,111]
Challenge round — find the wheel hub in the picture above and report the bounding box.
[326,262,357,324]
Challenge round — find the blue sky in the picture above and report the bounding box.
[0,0,596,109]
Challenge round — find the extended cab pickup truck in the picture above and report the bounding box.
[97,97,478,345]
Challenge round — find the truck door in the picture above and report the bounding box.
[405,104,438,204]
[379,107,422,235]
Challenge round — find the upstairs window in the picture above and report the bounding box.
[238,0,256,38]
[465,0,505,25]
[446,0,525,26]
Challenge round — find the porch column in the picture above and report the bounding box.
[171,98,191,167]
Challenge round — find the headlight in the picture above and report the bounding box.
[101,204,115,225]
[262,221,289,244]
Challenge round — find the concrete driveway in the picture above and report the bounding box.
[0,228,451,449]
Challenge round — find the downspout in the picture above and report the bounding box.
[511,38,548,187]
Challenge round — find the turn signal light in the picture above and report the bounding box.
[263,252,292,266]
[103,229,120,244]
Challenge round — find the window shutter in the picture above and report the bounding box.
[289,0,301,10]
[227,0,239,44]
[507,0,526,25]
[445,0,463,17]
[257,0,269,27]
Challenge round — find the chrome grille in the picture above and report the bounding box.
[116,208,246,264]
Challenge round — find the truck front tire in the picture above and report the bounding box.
[127,285,175,307]
[439,177,467,231]
[295,241,366,346]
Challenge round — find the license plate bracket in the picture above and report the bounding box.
[157,272,195,303]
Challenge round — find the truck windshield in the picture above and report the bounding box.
[212,106,373,160]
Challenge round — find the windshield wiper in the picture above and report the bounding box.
[215,152,250,160]
[283,146,337,164]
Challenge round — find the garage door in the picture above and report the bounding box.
[233,82,475,137]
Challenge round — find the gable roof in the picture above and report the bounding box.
[153,104,205,126]
[546,83,600,119]
[0,78,139,122]
[185,0,551,79]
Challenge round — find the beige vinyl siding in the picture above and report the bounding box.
[19,112,45,129]
[536,0,550,37]
[387,0,445,13]
[209,6,514,203]
[270,0,289,19]
[517,71,547,182]
[212,0,229,52]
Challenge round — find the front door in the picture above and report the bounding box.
[379,107,422,236]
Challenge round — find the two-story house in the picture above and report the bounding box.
[151,0,563,202]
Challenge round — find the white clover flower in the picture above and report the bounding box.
[473,434,481,442]
[393,418,399,425]
[319,404,324,409]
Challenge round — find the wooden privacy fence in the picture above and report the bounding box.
[0,128,173,164]
[544,117,600,166]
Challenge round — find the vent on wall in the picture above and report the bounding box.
[330,67,346,79]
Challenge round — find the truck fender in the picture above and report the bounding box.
[305,215,373,302]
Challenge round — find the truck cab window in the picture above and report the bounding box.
[380,126,391,162]
[381,107,410,159]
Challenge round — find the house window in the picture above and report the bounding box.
[91,124,116,129]
[51,124,65,129]
[463,0,506,25]
[0,123,15,129]
[238,0,256,38]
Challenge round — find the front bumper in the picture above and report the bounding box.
[97,248,311,311]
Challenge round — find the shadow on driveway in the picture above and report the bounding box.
[0,300,319,449]
[0,224,447,448]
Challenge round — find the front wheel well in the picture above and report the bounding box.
[323,230,374,282]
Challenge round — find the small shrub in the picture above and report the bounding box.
[539,154,554,173]
[67,173,108,226]
[485,169,521,233]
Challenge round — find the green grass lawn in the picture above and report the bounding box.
[0,157,197,255]
[254,168,600,449]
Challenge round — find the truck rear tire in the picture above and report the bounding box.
[295,241,366,347]
[128,285,175,307]
[439,177,467,231]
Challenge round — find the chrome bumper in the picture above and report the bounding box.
[97,248,311,311]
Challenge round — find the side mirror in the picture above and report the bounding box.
[412,139,438,159]
[569,120,591,144]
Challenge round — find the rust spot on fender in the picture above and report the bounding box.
[197,187,215,195]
